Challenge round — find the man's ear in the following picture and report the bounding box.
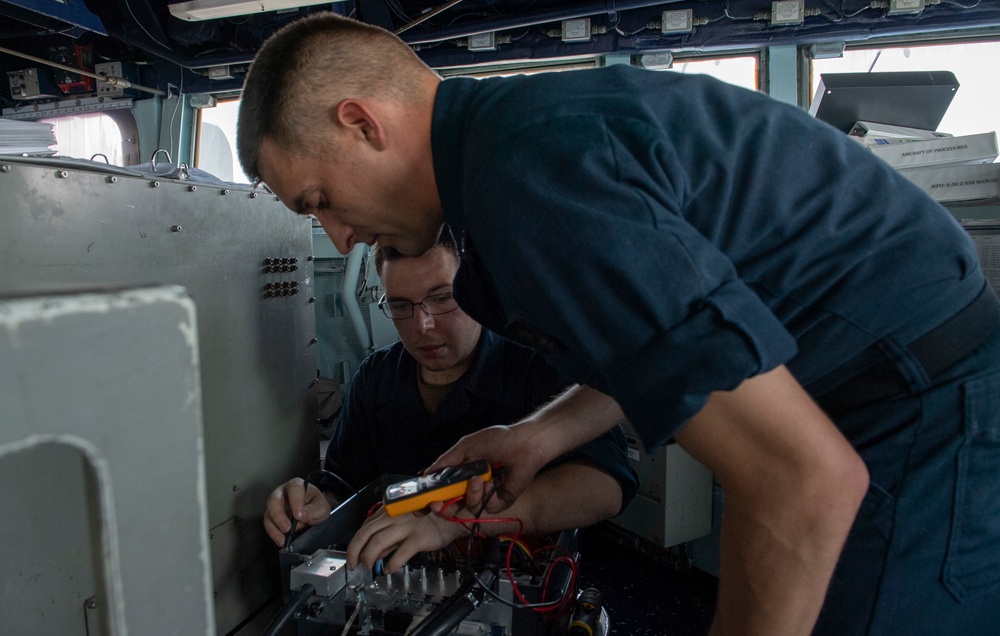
[333,99,387,150]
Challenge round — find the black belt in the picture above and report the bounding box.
[814,284,1000,416]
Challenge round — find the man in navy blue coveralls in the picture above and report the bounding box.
[239,13,1000,635]
[263,233,636,568]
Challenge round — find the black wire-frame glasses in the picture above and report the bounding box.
[377,291,459,320]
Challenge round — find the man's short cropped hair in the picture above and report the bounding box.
[237,12,432,183]
[374,230,458,277]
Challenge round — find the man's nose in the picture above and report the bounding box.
[413,305,435,332]
[317,217,355,254]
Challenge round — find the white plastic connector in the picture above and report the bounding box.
[770,0,804,25]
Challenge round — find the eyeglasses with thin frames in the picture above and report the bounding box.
[377,291,459,320]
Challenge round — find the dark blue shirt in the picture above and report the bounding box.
[325,329,638,510]
[431,65,985,449]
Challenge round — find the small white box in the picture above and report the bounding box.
[870,131,998,169]
[468,32,496,51]
[561,18,591,42]
[661,9,693,34]
[207,64,234,80]
[771,0,804,25]
[900,162,1000,204]
[888,0,924,15]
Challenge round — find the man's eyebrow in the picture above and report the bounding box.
[383,284,453,302]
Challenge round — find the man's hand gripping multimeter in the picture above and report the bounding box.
[382,460,493,516]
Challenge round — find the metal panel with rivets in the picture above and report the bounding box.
[0,156,317,635]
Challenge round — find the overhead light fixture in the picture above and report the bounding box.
[168,0,342,22]
[807,41,846,59]
[639,52,673,70]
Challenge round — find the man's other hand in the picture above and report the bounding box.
[263,477,334,546]
[346,506,466,572]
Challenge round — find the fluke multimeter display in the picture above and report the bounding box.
[383,460,492,517]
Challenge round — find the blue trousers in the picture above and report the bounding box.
[815,324,1000,635]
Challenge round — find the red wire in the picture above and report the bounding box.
[436,498,524,539]
[539,555,579,614]
[440,496,465,512]
[434,500,576,615]
[531,543,579,612]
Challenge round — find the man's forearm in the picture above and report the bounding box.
[425,385,628,514]
[710,479,863,635]
[676,365,868,636]
[517,384,625,467]
[455,462,622,536]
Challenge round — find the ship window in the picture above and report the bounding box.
[195,98,249,184]
[668,55,759,91]
[39,110,138,166]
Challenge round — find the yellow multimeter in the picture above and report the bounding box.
[382,460,492,517]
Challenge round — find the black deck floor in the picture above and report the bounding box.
[576,526,718,636]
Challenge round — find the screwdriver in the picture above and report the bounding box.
[568,587,602,636]
[283,475,310,551]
